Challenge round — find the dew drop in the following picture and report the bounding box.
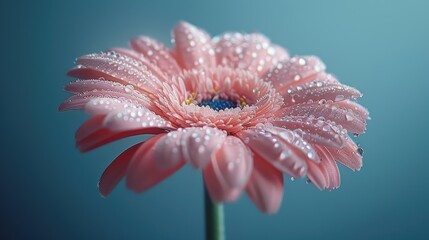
[335,95,345,101]
[267,47,275,55]
[279,150,289,161]
[357,147,364,156]
[345,112,354,121]
[227,162,235,170]
[125,85,134,93]
[198,145,205,153]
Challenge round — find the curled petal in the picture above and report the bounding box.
[109,47,169,83]
[180,127,227,169]
[272,116,348,148]
[314,145,341,190]
[102,105,173,132]
[246,154,284,214]
[98,143,142,197]
[306,160,328,190]
[75,115,105,141]
[76,127,165,153]
[126,134,185,193]
[203,162,241,203]
[268,127,319,162]
[65,80,137,94]
[130,36,181,76]
[211,136,253,188]
[153,132,184,170]
[58,90,151,112]
[84,98,140,116]
[75,101,171,152]
[153,127,227,169]
[214,32,288,76]
[326,138,362,170]
[173,21,216,70]
[281,73,362,106]
[264,56,326,91]
[282,100,368,134]
[236,127,309,178]
[70,52,161,94]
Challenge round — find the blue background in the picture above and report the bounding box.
[2,0,428,239]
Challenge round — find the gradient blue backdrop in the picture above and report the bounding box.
[2,0,428,239]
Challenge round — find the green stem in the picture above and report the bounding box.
[204,185,225,240]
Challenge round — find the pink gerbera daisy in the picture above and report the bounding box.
[60,22,368,214]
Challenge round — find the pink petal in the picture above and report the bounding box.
[335,100,370,129]
[211,136,253,188]
[272,116,348,148]
[130,36,181,76]
[282,100,368,134]
[65,80,130,94]
[173,21,216,70]
[153,127,227,169]
[153,131,185,170]
[214,33,289,76]
[75,115,105,141]
[67,65,114,81]
[236,128,309,178]
[280,73,362,106]
[306,159,328,190]
[264,56,326,91]
[268,127,319,162]
[71,52,161,94]
[109,47,169,83]
[98,142,142,197]
[246,154,284,214]
[314,145,341,190]
[126,134,185,193]
[59,89,151,112]
[76,128,166,153]
[102,105,173,132]
[203,159,241,203]
[180,127,227,169]
[326,138,362,170]
[84,98,138,115]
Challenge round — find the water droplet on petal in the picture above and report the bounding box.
[294,75,301,81]
[198,145,205,153]
[279,150,289,160]
[227,162,235,170]
[345,112,354,121]
[357,147,364,156]
[335,95,345,101]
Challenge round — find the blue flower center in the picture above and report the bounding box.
[198,99,238,111]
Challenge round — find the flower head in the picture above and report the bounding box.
[60,22,368,213]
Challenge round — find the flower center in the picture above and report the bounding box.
[198,98,238,111]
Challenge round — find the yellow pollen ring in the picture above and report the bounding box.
[185,92,196,105]
[240,97,247,107]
